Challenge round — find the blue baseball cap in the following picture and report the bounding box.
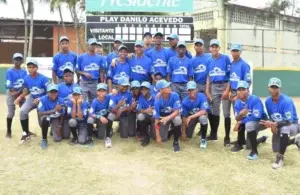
[268,77,282,88]
[194,39,204,45]
[210,39,220,46]
[13,53,23,59]
[47,84,58,92]
[26,58,39,66]
[231,44,242,51]
[63,66,74,73]
[118,77,130,86]
[59,36,69,43]
[135,40,144,47]
[72,86,83,94]
[177,41,186,48]
[141,81,152,89]
[118,45,128,52]
[131,80,141,88]
[143,32,152,38]
[154,32,164,37]
[156,79,170,90]
[97,83,108,91]
[114,38,123,43]
[167,34,179,40]
[87,38,97,45]
[187,81,197,90]
[237,81,249,89]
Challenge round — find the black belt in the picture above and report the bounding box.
[212,81,228,84]
[174,82,186,84]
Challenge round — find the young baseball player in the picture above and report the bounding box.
[14,59,49,143]
[58,67,78,103]
[166,33,192,59]
[154,79,182,152]
[107,38,123,67]
[95,41,108,83]
[206,39,232,146]
[86,83,115,147]
[137,81,155,146]
[260,78,300,169]
[5,53,27,138]
[129,41,152,83]
[231,81,268,160]
[129,80,141,138]
[181,81,209,149]
[145,32,170,80]
[52,36,77,84]
[152,72,163,96]
[76,38,105,104]
[107,45,131,93]
[38,84,64,149]
[143,32,153,56]
[67,86,89,145]
[167,41,193,100]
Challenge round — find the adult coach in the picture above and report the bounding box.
[166,34,192,59]
[52,36,77,84]
[206,39,231,146]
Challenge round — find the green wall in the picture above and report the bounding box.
[0,67,299,96]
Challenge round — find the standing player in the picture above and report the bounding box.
[206,39,232,146]
[231,81,268,160]
[260,78,300,169]
[14,59,49,143]
[167,41,193,100]
[5,53,27,138]
[129,80,141,138]
[166,33,192,59]
[76,38,105,104]
[38,84,64,149]
[143,32,153,56]
[152,72,163,96]
[107,38,122,66]
[154,80,182,152]
[58,67,78,103]
[146,32,169,80]
[130,41,152,83]
[107,45,131,93]
[181,81,209,149]
[52,36,77,84]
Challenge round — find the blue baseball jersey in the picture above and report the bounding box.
[153,92,182,119]
[151,85,159,97]
[38,95,64,117]
[76,53,105,81]
[58,83,79,103]
[144,46,153,56]
[5,68,27,91]
[67,100,89,120]
[129,55,152,82]
[208,54,231,83]
[24,73,49,99]
[146,47,170,77]
[234,95,267,124]
[230,58,251,90]
[110,91,133,117]
[52,51,77,78]
[166,47,192,59]
[191,53,211,84]
[181,93,209,117]
[107,60,131,85]
[167,56,193,83]
[106,51,118,67]
[89,96,113,117]
[265,94,298,123]
[137,94,155,111]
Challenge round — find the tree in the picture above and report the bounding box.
[27,0,34,57]
[49,0,67,35]
[20,0,28,59]
[265,0,292,15]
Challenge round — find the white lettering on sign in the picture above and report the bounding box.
[148,17,183,23]
[90,28,115,33]
[101,0,181,8]
[97,34,115,40]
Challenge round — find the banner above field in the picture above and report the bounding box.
[85,0,193,12]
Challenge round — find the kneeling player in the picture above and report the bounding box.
[137,81,155,146]
[154,80,182,152]
[181,81,209,149]
[231,81,268,160]
[38,84,64,149]
[87,83,115,147]
[67,87,89,145]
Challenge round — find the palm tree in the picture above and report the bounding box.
[20,0,28,59]
[49,0,67,35]
[27,0,34,57]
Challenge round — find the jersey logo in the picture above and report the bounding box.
[173,66,187,75]
[132,65,147,74]
[84,63,100,71]
[189,108,200,115]
[161,106,172,113]
[285,111,292,120]
[203,102,209,109]
[271,113,283,122]
[113,72,129,81]
[229,72,240,81]
[30,87,45,95]
[12,79,25,89]
[252,109,260,117]
[59,62,74,71]
[194,64,206,73]
[209,67,226,76]
[153,59,167,67]
[95,109,108,116]
[246,73,251,80]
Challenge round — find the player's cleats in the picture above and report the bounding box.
[28,131,37,137]
[70,138,78,145]
[247,152,258,160]
[230,144,244,153]
[141,136,150,147]
[272,154,284,169]
[206,135,218,142]
[173,141,180,153]
[85,139,94,147]
[40,139,48,149]
[5,132,11,139]
[200,139,207,149]
[224,137,231,147]
[105,137,112,148]
[257,135,268,144]
[295,136,300,151]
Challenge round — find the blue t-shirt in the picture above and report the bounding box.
[166,47,192,59]
[24,73,49,99]
[137,94,155,111]
[106,51,118,67]
[89,96,113,117]
[265,94,298,123]
[144,46,153,56]
[129,55,152,82]
[5,68,27,91]
[76,53,105,81]
[38,95,64,117]
[181,93,208,117]
[230,58,251,90]
[208,54,231,83]
[110,91,133,117]
[52,51,77,78]
[167,56,193,83]
[58,83,79,103]
[234,95,267,124]
[154,92,181,119]
[191,53,211,84]
[107,60,131,85]
[146,47,170,77]
[151,85,159,97]
[66,100,89,120]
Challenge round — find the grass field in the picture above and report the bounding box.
[0,95,299,195]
